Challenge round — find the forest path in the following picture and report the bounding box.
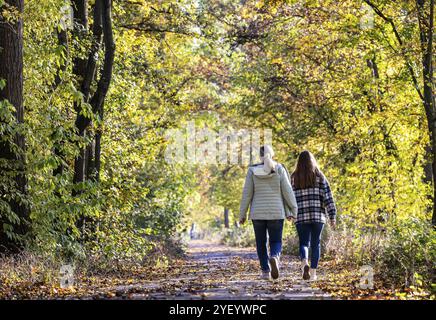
[112,239,331,300]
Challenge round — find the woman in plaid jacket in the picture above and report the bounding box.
[291,150,337,281]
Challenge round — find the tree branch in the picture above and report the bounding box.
[364,0,424,103]
[51,28,69,91]
[81,0,103,101]
[90,0,115,116]
[118,22,197,37]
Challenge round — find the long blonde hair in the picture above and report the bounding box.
[260,145,276,173]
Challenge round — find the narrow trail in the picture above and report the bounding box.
[112,240,331,300]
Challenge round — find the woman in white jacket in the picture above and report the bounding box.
[239,145,298,280]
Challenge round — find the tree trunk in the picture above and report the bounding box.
[72,0,102,185]
[88,0,115,181]
[417,0,435,225]
[72,0,89,189]
[52,15,70,177]
[71,0,113,235]
[0,0,29,251]
[423,146,433,184]
[85,140,95,179]
[224,208,230,228]
[73,0,106,185]
[94,105,104,182]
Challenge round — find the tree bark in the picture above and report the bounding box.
[72,0,104,186]
[417,0,435,225]
[70,0,113,234]
[0,0,29,251]
[53,23,70,177]
[88,0,115,181]
[417,0,436,226]
[72,0,89,188]
[52,27,69,91]
[93,104,104,182]
[224,208,230,228]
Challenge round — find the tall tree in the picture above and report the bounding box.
[52,10,70,177]
[87,0,115,182]
[416,0,435,225]
[72,0,90,188]
[72,0,114,186]
[360,0,434,224]
[223,208,230,228]
[0,0,29,251]
[70,0,114,232]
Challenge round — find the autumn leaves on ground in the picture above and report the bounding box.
[0,239,426,300]
[0,239,342,300]
[0,0,435,301]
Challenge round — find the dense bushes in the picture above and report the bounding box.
[380,218,435,288]
[294,217,434,290]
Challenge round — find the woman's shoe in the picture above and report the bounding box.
[269,256,280,280]
[309,268,318,281]
[261,271,271,280]
[301,260,310,280]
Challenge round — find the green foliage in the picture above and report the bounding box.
[0,0,208,263]
[0,98,28,243]
[379,217,435,288]
[0,0,434,293]
[208,165,245,220]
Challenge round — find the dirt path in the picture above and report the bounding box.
[112,240,331,300]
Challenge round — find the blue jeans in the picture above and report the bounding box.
[296,223,324,269]
[252,219,284,272]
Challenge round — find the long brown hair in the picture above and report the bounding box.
[292,150,322,189]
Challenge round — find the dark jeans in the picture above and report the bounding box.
[252,219,284,272]
[296,222,324,269]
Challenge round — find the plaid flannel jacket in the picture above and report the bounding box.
[291,174,337,224]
